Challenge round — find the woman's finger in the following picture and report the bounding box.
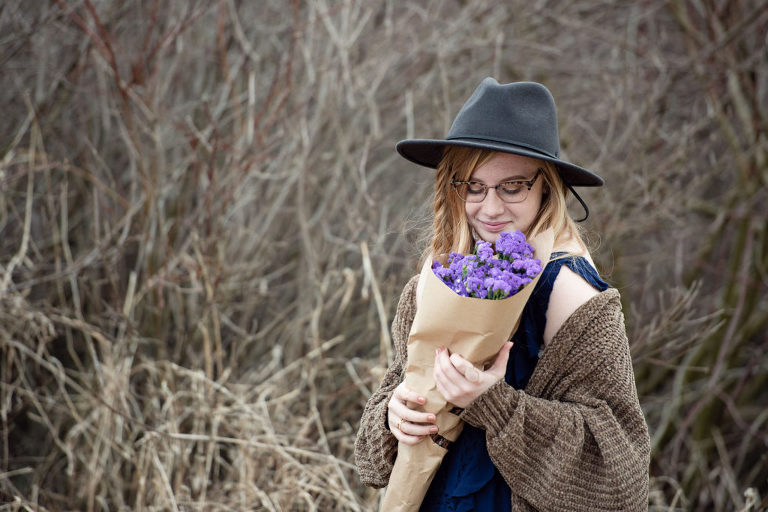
[394,427,426,446]
[449,352,480,382]
[389,412,439,446]
[390,400,437,425]
[387,382,437,430]
[396,416,438,437]
[393,382,427,407]
[389,414,425,445]
[464,366,480,382]
[434,348,465,399]
[435,347,465,382]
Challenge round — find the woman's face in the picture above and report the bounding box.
[464,152,545,243]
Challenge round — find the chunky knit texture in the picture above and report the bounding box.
[354,275,650,511]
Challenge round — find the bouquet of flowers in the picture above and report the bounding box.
[380,229,553,512]
[432,230,543,300]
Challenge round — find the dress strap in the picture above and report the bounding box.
[535,252,609,303]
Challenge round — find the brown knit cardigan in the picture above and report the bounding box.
[355,275,650,511]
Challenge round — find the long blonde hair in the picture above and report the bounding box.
[423,146,586,263]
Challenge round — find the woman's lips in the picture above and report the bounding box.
[480,221,508,232]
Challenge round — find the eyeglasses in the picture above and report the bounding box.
[451,169,542,203]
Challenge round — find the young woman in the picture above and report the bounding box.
[355,78,650,511]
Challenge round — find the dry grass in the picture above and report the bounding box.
[1,1,766,510]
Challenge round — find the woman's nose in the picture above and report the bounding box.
[481,188,506,216]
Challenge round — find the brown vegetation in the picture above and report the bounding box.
[1,1,766,510]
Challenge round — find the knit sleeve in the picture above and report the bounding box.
[461,289,650,511]
[354,275,419,488]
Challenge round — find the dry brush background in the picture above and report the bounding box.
[1,0,767,510]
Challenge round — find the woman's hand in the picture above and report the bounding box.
[387,382,438,445]
[433,341,513,409]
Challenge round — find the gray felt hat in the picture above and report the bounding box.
[396,78,604,188]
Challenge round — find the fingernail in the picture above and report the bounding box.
[427,414,436,422]
[430,426,438,433]
[417,396,426,404]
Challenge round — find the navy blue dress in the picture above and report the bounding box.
[420,253,609,511]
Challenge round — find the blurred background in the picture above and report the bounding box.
[1,1,766,510]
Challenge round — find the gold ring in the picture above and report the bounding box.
[397,418,405,431]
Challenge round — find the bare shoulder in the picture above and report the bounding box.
[543,264,601,345]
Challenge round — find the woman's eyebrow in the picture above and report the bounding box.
[470,173,531,182]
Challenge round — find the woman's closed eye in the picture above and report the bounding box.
[466,182,486,195]
[498,182,526,198]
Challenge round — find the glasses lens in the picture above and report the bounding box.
[455,182,486,203]
[498,182,527,203]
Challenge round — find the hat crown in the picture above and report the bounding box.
[447,78,560,159]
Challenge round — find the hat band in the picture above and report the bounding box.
[445,135,559,160]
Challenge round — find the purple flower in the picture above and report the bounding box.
[465,276,488,298]
[496,231,534,262]
[475,240,494,262]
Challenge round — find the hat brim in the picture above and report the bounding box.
[396,138,604,187]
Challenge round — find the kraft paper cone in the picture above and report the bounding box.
[380,229,554,512]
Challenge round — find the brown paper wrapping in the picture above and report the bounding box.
[380,229,554,511]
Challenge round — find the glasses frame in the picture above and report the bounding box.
[451,168,543,203]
